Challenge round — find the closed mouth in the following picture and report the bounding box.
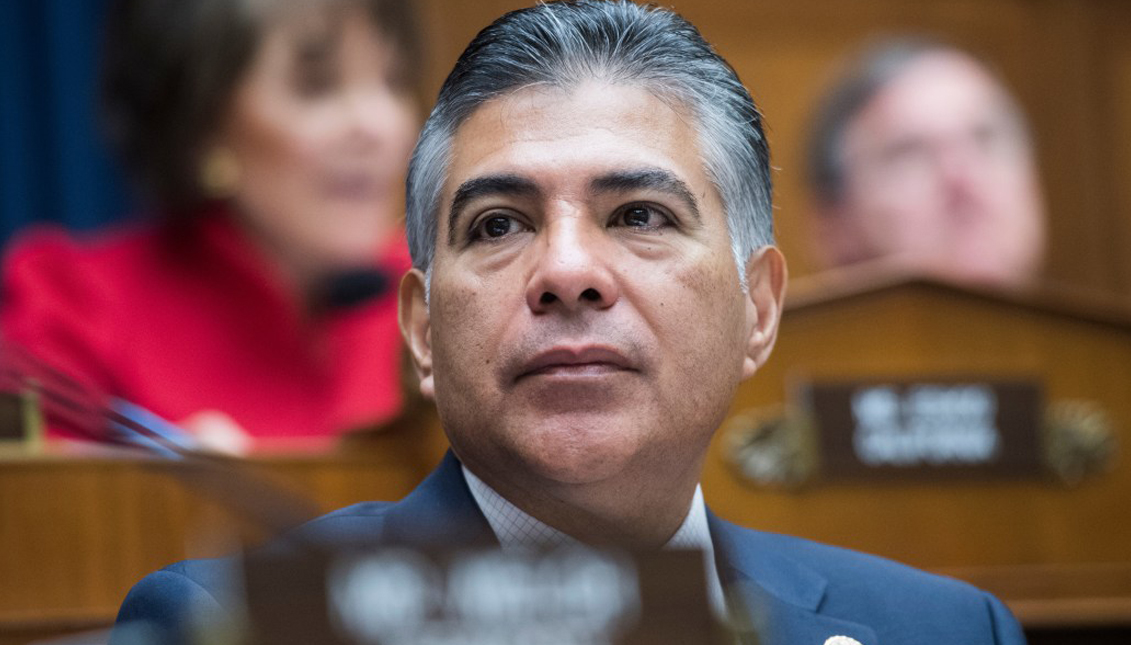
[516,346,635,382]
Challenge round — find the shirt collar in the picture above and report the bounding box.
[461,465,726,616]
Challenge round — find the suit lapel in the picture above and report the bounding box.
[381,451,499,547]
[709,512,878,645]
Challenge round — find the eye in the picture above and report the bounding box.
[613,204,671,229]
[885,140,929,164]
[469,214,528,242]
[293,62,338,98]
[290,39,340,98]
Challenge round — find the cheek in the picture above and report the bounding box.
[644,260,747,448]
[661,256,747,370]
[844,180,902,229]
[386,102,421,159]
[850,189,937,249]
[992,165,1043,218]
[430,281,498,384]
[231,103,330,182]
[231,128,323,229]
[259,130,323,182]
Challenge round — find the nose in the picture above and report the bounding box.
[937,139,976,182]
[525,215,620,315]
[934,138,989,214]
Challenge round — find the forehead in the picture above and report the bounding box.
[850,52,1017,142]
[438,82,723,227]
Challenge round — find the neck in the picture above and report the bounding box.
[464,454,706,549]
[228,207,327,311]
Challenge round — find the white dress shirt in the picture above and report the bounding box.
[462,465,727,616]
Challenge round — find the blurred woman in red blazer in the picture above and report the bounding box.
[1,0,423,452]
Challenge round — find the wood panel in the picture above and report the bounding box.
[0,421,448,641]
[1023,1,1111,294]
[1099,1,1131,297]
[702,275,1131,629]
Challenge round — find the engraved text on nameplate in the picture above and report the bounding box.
[803,378,1045,481]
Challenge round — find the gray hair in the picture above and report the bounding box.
[805,37,1029,205]
[405,0,772,285]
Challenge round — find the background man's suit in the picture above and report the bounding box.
[112,453,1026,645]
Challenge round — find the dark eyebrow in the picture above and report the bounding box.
[589,168,701,223]
[448,174,541,245]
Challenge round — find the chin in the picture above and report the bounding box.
[509,416,647,486]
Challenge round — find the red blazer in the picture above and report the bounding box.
[1,208,410,441]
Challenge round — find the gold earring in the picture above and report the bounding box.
[199,147,241,199]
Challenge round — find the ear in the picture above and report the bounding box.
[741,246,787,380]
[398,268,435,400]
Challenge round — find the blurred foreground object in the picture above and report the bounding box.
[228,546,728,645]
[0,0,424,447]
[805,38,1046,291]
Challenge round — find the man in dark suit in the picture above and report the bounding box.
[113,2,1027,644]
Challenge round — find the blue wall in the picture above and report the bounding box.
[0,0,131,250]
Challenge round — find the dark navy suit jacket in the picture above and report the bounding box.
[112,453,1027,645]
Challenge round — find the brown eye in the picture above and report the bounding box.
[469,214,528,243]
[625,207,650,226]
[615,204,670,229]
[484,216,512,237]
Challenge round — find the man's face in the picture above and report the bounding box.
[401,82,783,495]
[822,52,1046,289]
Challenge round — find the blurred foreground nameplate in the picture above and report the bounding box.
[804,377,1044,481]
[236,547,730,645]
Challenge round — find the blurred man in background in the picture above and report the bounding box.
[805,39,1047,290]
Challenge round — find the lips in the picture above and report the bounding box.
[515,346,636,381]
